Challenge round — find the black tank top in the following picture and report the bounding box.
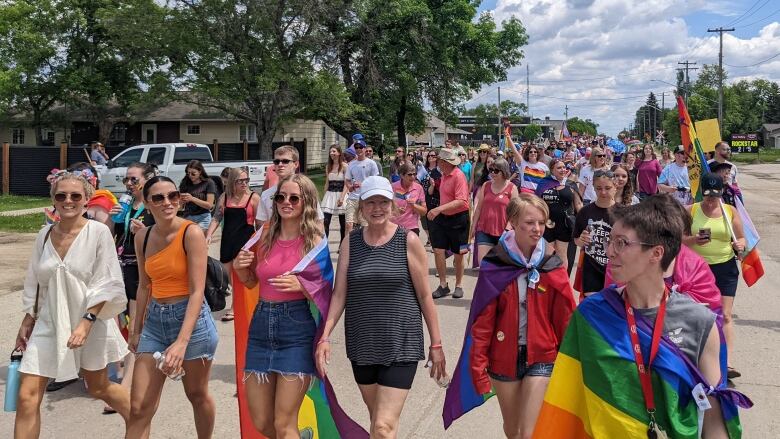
[219,193,256,263]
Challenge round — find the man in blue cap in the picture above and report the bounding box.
[345,139,380,233]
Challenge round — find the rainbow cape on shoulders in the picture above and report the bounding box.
[533,287,751,439]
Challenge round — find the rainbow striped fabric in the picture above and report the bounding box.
[533,287,751,439]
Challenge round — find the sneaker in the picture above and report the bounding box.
[46,378,78,392]
[452,287,464,299]
[727,367,741,379]
[432,285,450,299]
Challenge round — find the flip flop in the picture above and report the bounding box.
[103,407,117,415]
[221,312,234,322]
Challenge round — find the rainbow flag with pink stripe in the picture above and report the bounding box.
[533,287,751,438]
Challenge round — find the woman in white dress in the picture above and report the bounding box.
[321,145,347,241]
[14,172,130,437]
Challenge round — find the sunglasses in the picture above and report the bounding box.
[428,155,437,158]
[459,153,466,156]
[489,168,502,174]
[273,158,294,165]
[54,192,84,202]
[274,193,301,205]
[702,188,722,197]
[596,154,607,158]
[405,172,416,177]
[122,176,140,185]
[528,150,538,154]
[149,190,181,205]
[236,178,250,184]
[593,170,615,178]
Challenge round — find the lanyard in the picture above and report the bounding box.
[625,287,668,434]
[123,202,145,242]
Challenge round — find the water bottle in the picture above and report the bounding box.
[4,350,23,412]
[586,218,594,233]
[111,191,133,223]
[436,372,451,388]
[153,352,185,381]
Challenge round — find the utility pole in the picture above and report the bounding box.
[526,64,530,119]
[708,27,734,135]
[660,92,666,145]
[677,61,698,105]
[497,86,502,143]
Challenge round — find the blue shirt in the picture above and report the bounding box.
[459,161,473,183]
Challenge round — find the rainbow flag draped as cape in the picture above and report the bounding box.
[233,238,368,438]
[677,96,711,202]
[442,236,551,428]
[533,287,752,439]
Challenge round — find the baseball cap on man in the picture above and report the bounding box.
[360,176,393,200]
[674,145,686,155]
[701,173,724,197]
[354,139,367,148]
[709,161,733,173]
[438,148,462,166]
[352,133,365,141]
[344,146,357,158]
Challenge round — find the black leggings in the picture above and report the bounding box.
[323,213,346,241]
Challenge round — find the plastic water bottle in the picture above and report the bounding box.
[111,191,133,223]
[4,350,23,412]
[586,218,594,233]
[153,352,185,381]
[436,373,451,388]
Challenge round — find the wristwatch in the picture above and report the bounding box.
[82,312,97,323]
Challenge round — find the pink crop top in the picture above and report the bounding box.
[255,235,306,302]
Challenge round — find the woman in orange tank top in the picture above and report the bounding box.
[126,176,219,439]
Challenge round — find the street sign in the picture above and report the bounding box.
[729,133,761,153]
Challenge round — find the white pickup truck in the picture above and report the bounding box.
[98,143,272,195]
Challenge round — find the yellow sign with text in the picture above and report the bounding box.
[694,119,721,152]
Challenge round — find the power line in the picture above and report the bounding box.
[526,66,677,84]
[727,0,769,26]
[730,0,773,26]
[737,6,780,28]
[725,51,780,67]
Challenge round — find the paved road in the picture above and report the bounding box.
[0,164,779,438]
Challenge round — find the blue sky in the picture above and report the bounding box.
[466,0,780,136]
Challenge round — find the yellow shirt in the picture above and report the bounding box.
[690,202,735,265]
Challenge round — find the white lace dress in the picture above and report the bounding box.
[20,221,128,380]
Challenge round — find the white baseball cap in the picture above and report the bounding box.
[359,176,393,200]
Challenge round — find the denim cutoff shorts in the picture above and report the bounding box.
[245,300,316,376]
[184,212,212,231]
[488,345,554,381]
[137,298,218,360]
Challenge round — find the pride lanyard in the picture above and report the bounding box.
[625,287,669,439]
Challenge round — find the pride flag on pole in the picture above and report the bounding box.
[234,237,367,438]
[677,96,711,201]
[734,197,765,286]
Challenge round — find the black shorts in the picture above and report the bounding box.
[429,211,470,254]
[351,361,418,390]
[121,262,139,301]
[709,258,739,297]
[543,218,572,243]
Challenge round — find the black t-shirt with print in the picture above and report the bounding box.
[573,202,613,293]
[182,179,217,216]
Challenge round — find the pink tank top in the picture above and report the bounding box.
[255,235,306,302]
[226,193,256,225]
[476,181,513,237]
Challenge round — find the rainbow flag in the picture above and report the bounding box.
[443,236,553,428]
[677,96,711,201]
[231,270,263,439]
[234,238,367,438]
[734,197,764,287]
[533,287,752,439]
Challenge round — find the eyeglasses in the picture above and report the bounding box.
[607,236,655,253]
[236,178,250,185]
[122,176,140,184]
[528,151,538,155]
[149,190,181,206]
[54,192,84,202]
[428,155,437,158]
[459,153,466,156]
[596,154,607,158]
[273,158,294,165]
[274,193,301,205]
[354,145,365,149]
[593,170,615,178]
[489,168,502,174]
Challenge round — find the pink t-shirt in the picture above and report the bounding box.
[636,159,662,195]
[255,236,306,302]
[439,167,470,215]
[391,180,426,230]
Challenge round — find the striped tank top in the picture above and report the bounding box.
[345,226,424,365]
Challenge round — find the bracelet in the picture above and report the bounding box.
[429,344,443,350]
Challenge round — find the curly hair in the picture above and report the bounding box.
[260,174,321,257]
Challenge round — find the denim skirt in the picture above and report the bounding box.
[245,300,317,376]
[137,298,219,361]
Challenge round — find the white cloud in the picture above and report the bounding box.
[467,0,780,135]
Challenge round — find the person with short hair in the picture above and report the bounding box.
[445,194,576,437]
[456,146,473,184]
[537,159,582,271]
[710,161,740,207]
[534,195,749,438]
[428,148,471,299]
[658,145,692,205]
[90,142,109,166]
[391,162,427,235]
[684,173,746,380]
[344,140,380,234]
[316,176,447,438]
[389,146,405,182]
[577,147,610,203]
[708,141,738,189]
[14,172,130,437]
[573,170,616,296]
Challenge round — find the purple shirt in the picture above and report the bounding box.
[636,159,662,195]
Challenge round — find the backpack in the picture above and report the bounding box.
[143,223,230,312]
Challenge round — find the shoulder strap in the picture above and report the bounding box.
[33,227,54,318]
[142,224,154,256]
[181,223,193,255]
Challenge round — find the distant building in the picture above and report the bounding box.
[760,123,780,149]
[406,114,472,147]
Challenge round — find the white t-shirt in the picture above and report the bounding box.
[255,183,325,222]
[345,158,380,201]
[578,165,596,202]
[707,159,738,186]
[517,274,528,346]
[659,162,690,189]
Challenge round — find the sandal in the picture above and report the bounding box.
[102,407,117,415]
[727,367,741,379]
[221,311,235,322]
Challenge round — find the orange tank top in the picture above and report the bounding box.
[145,221,192,299]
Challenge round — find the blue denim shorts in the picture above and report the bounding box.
[184,212,212,230]
[137,298,218,361]
[475,230,501,246]
[488,345,554,381]
[245,300,316,377]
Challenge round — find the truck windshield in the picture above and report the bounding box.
[173,147,213,164]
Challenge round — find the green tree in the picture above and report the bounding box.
[522,123,542,141]
[323,1,528,145]
[566,117,598,136]
[462,100,527,133]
